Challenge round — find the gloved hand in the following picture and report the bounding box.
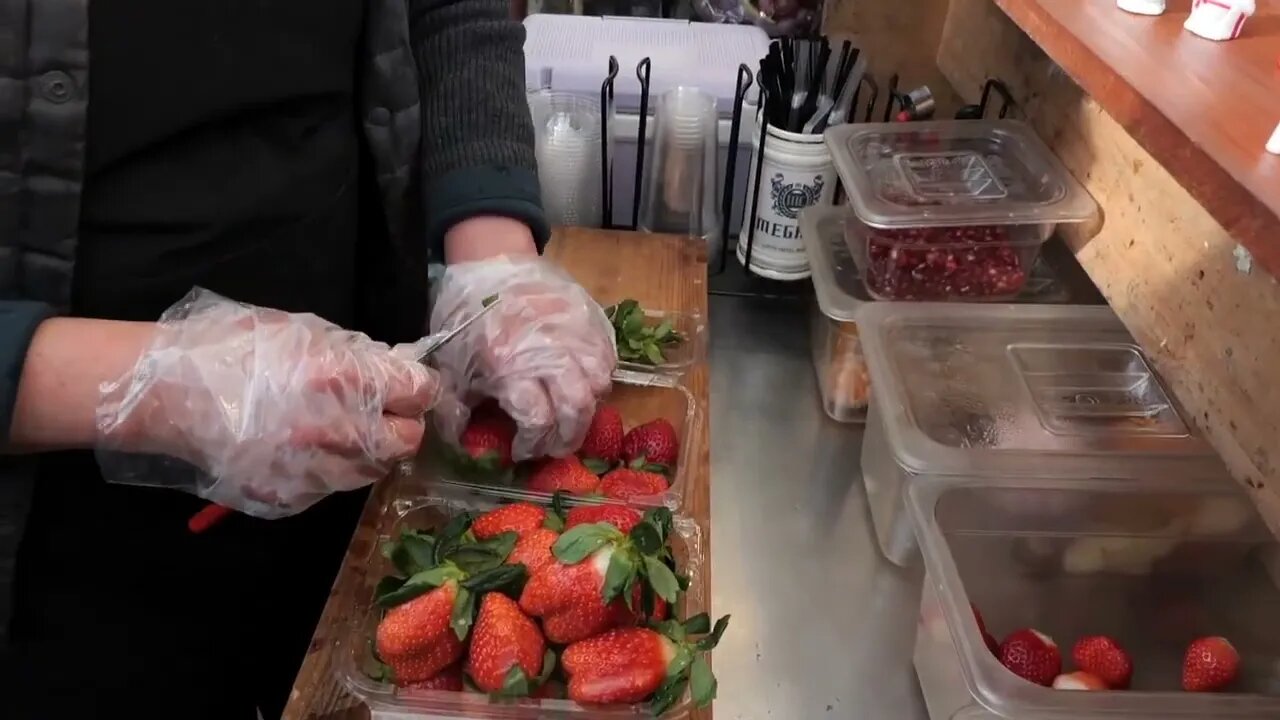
[95,289,441,519]
[429,256,616,460]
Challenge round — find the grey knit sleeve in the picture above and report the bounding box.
[409,0,550,255]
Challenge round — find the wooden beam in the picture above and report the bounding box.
[938,0,1280,531]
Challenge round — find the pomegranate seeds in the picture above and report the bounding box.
[863,225,1028,301]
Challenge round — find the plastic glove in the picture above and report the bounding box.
[429,256,616,460]
[96,288,441,519]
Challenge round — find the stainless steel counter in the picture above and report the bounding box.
[708,294,929,720]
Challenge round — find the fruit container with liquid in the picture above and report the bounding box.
[908,474,1280,720]
[856,302,1229,566]
[824,119,1098,301]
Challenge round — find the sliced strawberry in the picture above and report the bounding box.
[1052,671,1107,691]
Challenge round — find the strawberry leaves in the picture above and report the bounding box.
[650,613,731,715]
[554,523,624,563]
[604,299,684,367]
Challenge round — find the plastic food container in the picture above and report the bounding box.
[908,476,1280,720]
[857,302,1228,566]
[416,371,700,510]
[610,307,707,377]
[339,491,708,719]
[825,119,1098,301]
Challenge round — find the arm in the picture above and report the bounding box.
[409,0,548,264]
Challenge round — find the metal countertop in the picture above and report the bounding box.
[707,293,929,720]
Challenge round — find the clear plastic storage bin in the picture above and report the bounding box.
[800,206,1075,424]
[825,120,1098,301]
[416,371,701,511]
[340,491,709,719]
[908,476,1280,720]
[857,302,1228,566]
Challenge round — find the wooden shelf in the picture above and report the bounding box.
[991,0,1280,275]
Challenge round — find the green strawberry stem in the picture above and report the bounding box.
[491,648,557,699]
[650,614,731,715]
[603,299,684,366]
[551,508,680,607]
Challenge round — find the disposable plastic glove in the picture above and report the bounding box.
[429,256,616,460]
[96,288,441,519]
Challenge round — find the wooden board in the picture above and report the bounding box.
[937,0,1280,531]
[281,229,713,719]
[974,0,1280,278]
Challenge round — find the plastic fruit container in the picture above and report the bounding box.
[907,475,1280,720]
[825,119,1098,301]
[416,371,700,511]
[339,491,708,719]
[608,306,707,377]
[857,302,1229,566]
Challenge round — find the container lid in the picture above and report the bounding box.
[799,206,1073,323]
[824,120,1099,229]
[857,302,1223,479]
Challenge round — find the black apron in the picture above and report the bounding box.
[4,1,423,717]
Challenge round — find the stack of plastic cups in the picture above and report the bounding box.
[528,90,606,228]
[638,87,723,268]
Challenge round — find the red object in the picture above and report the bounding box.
[403,665,465,692]
[600,468,669,501]
[1072,635,1133,689]
[376,583,467,684]
[998,629,1062,687]
[564,505,643,534]
[507,527,561,577]
[1182,636,1239,692]
[187,503,234,534]
[527,456,601,495]
[621,419,680,468]
[561,627,673,705]
[864,225,1028,300]
[520,551,621,644]
[459,412,517,468]
[578,405,624,463]
[466,593,547,694]
[472,503,546,540]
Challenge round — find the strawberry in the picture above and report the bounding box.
[1072,635,1133,689]
[466,593,550,695]
[1052,671,1107,691]
[998,629,1061,687]
[519,508,682,644]
[608,584,669,626]
[459,411,516,469]
[565,505,643,534]
[527,456,601,495]
[507,526,560,577]
[579,405,624,464]
[1182,636,1239,692]
[376,582,468,684]
[600,468,668,500]
[472,503,546,541]
[621,419,679,470]
[403,664,464,692]
[562,614,729,713]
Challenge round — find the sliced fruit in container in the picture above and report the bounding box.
[998,628,1061,687]
[1072,635,1133,689]
[1052,671,1108,691]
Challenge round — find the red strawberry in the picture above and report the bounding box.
[466,593,548,695]
[1052,671,1107,691]
[607,584,670,626]
[579,405,624,463]
[621,419,679,469]
[507,526,560,577]
[561,614,728,713]
[1182,636,1239,692]
[472,503,546,541]
[519,509,681,644]
[527,456,601,495]
[1072,635,1133,689]
[376,582,467,684]
[403,664,464,692]
[998,629,1061,687]
[459,412,516,469]
[600,468,668,501]
[565,505,643,534]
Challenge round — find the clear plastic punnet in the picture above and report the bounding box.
[825,119,1098,301]
[417,371,700,512]
[339,491,709,719]
[856,302,1228,565]
[908,475,1280,720]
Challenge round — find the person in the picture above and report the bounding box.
[0,0,615,717]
